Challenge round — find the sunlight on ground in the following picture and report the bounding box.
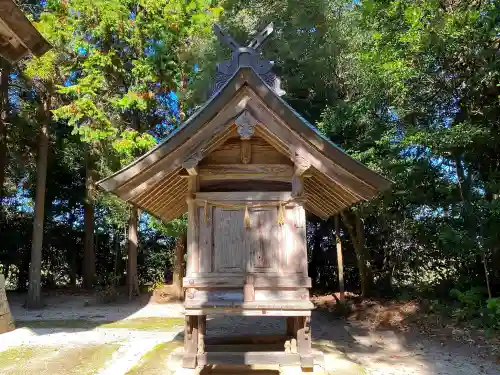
[0,343,119,375]
[125,340,183,375]
[15,317,185,331]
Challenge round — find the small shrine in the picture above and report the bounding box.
[98,23,390,371]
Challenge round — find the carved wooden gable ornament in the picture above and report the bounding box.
[97,24,391,221]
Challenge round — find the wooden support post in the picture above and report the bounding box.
[291,148,311,198]
[183,315,199,368]
[185,170,199,276]
[297,316,313,369]
[240,139,252,164]
[198,315,206,354]
[335,215,345,301]
[243,274,255,302]
[286,317,295,337]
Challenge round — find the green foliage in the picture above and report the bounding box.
[450,288,500,331]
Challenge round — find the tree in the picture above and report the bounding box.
[0,59,10,209]
[23,49,59,308]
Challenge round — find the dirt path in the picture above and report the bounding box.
[3,295,500,375]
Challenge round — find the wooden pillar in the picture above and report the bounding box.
[335,215,345,301]
[198,315,206,354]
[173,235,185,300]
[297,316,313,368]
[127,206,140,300]
[185,165,199,277]
[183,315,199,368]
[286,317,295,336]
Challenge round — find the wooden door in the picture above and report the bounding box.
[204,204,307,275]
[213,208,247,273]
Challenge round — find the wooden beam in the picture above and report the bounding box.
[198,163,294,181]
[183,151,202,176]
[292,147,311,177]
[195,191,293,202]
[197,352,300,366]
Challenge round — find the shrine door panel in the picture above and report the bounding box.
[213,208,248,273]
[203,205,307,274]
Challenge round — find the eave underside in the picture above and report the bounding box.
[0,1,51,63]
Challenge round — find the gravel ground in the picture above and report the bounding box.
[4,294,500,375]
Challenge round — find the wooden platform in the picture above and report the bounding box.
[197,351,322,367]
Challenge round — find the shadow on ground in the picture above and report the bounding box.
[6,290,183,335]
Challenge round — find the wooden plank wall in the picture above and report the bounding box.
[197,204,306,275]
[201,137,292,165]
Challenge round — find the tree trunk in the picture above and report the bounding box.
[26,96,51,309]
[127,206,140,299]
[172,234,186,300]
[334,215,345,301]
[83,153,96,289]
[2,261,10,280]
[0,60,10,207]
[341,210,374,297]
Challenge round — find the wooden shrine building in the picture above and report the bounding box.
[0,0,51,63]
[98,23,391,371]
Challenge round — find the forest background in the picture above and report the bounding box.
[0,0,499,331]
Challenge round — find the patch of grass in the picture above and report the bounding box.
[15,320,98,329]
[126,340,183,375]
[16,317,184,331]
[0,345,54,370]
[55,344,120,375]
[0,344,120,375]
[101,317,184,330]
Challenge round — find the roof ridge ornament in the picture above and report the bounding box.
[211,23,285,97]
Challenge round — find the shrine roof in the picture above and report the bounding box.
[0,0,51,63]
[97,66,391,221]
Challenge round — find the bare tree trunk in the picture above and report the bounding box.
[334,215,345,301]
[453,153,492,299]
[127,206,140,299]
[2,261,10,280]
[341,210,373,297]
[0,60,10,207]
[482,251,492,299]
[173,234,186,300]
[26,96,51,309]
[83,153,95,289]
